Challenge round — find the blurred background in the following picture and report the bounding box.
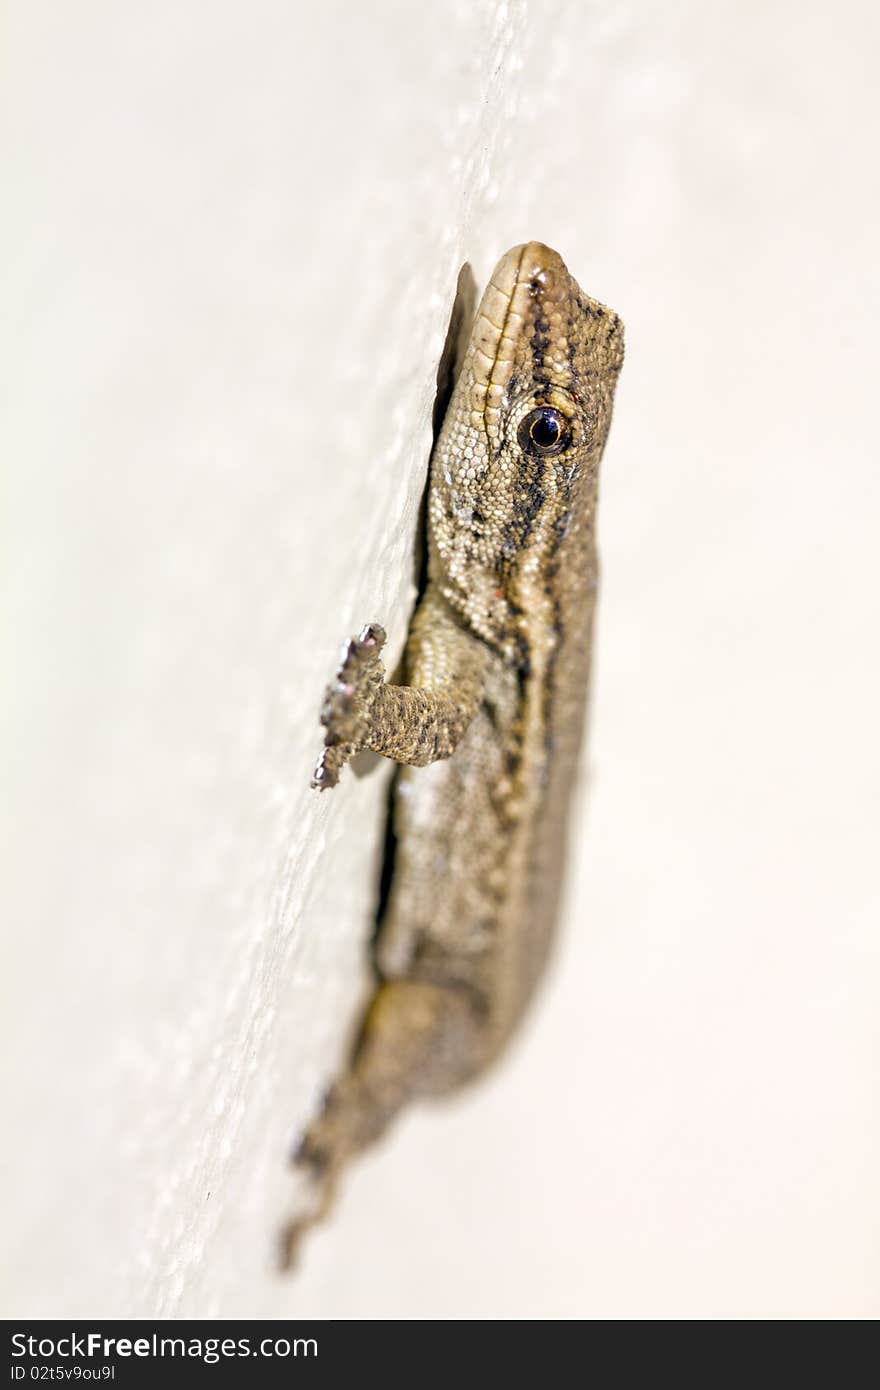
[2,0,878,1318]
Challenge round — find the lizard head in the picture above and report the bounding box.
[469,241,624,500]
[430,244,624,629]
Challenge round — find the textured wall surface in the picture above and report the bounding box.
[3,0,878,1318]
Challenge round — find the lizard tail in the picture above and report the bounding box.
[278,978,484,1269]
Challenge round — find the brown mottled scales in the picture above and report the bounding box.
[284,243,624,1262]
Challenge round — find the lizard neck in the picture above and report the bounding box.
[428,466,598,669]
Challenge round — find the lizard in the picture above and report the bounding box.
[282,242,624,1264]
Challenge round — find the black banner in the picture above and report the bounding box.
[3,1321,553,1383]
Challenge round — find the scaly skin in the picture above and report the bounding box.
[284,243,624,1264]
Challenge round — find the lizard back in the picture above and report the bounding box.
[376,243,624,1059]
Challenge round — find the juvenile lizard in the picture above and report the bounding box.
[284,243,624,1262]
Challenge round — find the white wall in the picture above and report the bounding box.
[2,0,878,1318]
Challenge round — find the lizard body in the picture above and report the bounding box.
[286,243,623,1260]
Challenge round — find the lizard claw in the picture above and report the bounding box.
[310,748,342,790]
[310,622,387,789]
[356,622,386,651]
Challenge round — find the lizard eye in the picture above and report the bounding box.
[518,406,570,456]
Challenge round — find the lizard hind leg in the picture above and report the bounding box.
[280,978,484,1267]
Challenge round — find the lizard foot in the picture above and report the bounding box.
[311,623,387,789]
[277,1098,349,1270]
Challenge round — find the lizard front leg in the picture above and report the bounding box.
[311,594,486,789]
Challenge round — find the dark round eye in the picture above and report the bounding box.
[518,406,569,455]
